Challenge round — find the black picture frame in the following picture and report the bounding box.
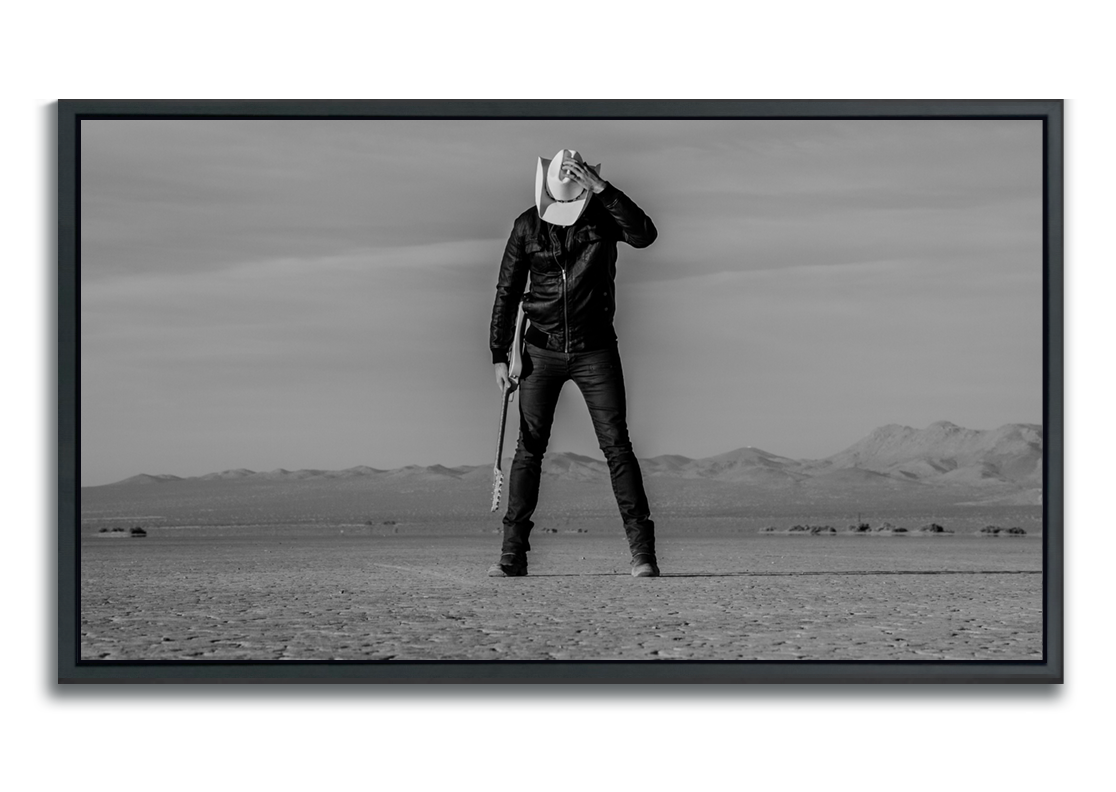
[58,99,1063,684]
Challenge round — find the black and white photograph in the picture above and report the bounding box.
[67,102,1058,680]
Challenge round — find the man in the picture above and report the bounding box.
[488,149,660,578]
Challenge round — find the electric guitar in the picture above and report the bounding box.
[491,302,528,512]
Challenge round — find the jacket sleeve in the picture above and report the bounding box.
[489,221,530,365]
[595,183,658,248]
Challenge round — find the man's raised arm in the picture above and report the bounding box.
[559,158,657,248]
[595,183,658,249]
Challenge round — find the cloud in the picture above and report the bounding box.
[81,118,1040,281]
[82,238,503,365]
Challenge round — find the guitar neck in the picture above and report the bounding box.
[494,386,512,470]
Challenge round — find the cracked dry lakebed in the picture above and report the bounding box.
[79,527,1043,661]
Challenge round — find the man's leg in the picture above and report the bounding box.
[571,345,658,575]
[494,345,565,573]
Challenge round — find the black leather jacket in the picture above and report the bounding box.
[490,182,657,364]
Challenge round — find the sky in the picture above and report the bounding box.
[80,118,1043,485]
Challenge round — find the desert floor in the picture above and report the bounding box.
[79,522,1043,662]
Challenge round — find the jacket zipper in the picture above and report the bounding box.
[561,268,569,353]
[550,228,569,353]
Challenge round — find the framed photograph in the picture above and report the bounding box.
[59,100,1062,683]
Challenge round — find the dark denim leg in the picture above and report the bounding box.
[501,345,566,555]
[571,346,656,556]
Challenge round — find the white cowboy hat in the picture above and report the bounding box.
[534,149,602,226]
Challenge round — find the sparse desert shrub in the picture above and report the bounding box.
[979,525,1003,536]
[847,523,872,533]
[759,526,779,534]
[1006,527,1027,536]
[785,524,836,535]
[918,523,952,534]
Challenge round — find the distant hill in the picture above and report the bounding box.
[197,469,256,481]
[820,421,1042,486]
[111,473,185,486]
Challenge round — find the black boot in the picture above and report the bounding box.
[487,552,528,577]
[630,552,659,578]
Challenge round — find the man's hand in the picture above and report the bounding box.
[561,158,608,195]
[494,362,516,393]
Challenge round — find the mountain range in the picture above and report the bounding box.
[105,421,1042,491]
[82,422,1044,526]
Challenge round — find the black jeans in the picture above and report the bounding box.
[502,342,656,557]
